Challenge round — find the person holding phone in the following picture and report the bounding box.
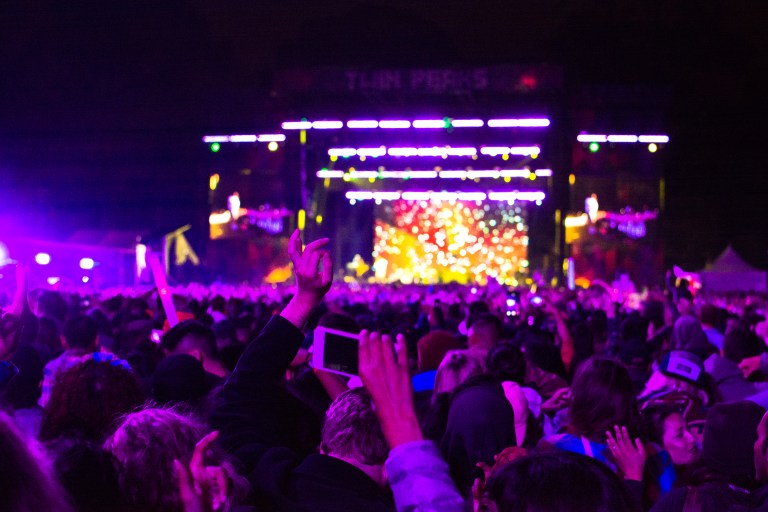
[210,230,396,512]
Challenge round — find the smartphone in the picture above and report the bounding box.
[313,326,359,377]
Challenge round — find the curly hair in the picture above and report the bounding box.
[40,358,145,442]
[104,407,248,512]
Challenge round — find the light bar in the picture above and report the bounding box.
[203,134,287,143]
[578,134,669,144]
[480,147,510,156]
[488,191,546,202]
[357,147,387,157]
[388,147,418,156]
[379,120,411,129]
[282,121,312,130]
[438,171,467,178]
[377,170,438,178]
[228,135,258,142]
[372,191,401,201]
[576,134,607,143]
[346,191,374,200]
[257,134,286,142]
[350,171,378,179]
[451,119,484,128]
[347,120,379,129]
[458,192,487,201]
[412,120,447,128]
[316,168,543,180]
[202,135,229,143]
[500,169,532,178]
[329,148,358,157]
[638,135,670,143]
[316,170,344,178]
[346,190,546,203]
[312,120,343,129]
[402,192,431,201]
[446,147,477,156]
[487,118,550,127]
[509,146,541,156]
[607,135,639,143]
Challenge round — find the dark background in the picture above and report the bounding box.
[1,0,765,271]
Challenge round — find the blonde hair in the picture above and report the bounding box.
[104,407,247,512]
[434,350,484,395]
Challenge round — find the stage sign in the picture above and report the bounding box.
[275,65,563,96]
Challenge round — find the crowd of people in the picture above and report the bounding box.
[2,230,768,511]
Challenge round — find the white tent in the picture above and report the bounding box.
[700,246,767,292]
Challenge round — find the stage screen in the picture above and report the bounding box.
[373,199,529,284]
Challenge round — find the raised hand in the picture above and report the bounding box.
[606,425,646,481]
[359,330,422,449]
[175,431,229,512]
[281,229,333,328]
[287,229,332,305]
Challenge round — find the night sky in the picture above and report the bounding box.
[1,0,765,272]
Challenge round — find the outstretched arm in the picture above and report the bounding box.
[211,230,332,454]
[360,331,464,512]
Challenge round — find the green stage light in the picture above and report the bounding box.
[210,142,221,153]
[589,142,600,153]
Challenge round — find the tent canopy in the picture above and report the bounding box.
[700,245,766,292]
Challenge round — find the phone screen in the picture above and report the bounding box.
[322,332,359,376]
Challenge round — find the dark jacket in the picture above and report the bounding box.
[209,315,394,512]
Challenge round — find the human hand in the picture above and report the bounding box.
[740,355,762,379]
[359,330,422,448]
[541,387,570,414]
[175,431,229,512]
[287,229,332,306]
[606,425,646,481]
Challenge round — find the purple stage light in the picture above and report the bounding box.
[412,120,447,128]
[534,169,553,177]
[606,135,639,143]
[282,121,312,130]
[387,147,419,156]
[312,120,343,129]
[357,147,387,157]
[372,191,402,201]
[228,135,258,142]
[345,190,546,203]
[487,118,550,127]
[638,135,670,143]
[202,135,229,143]
[438,171,467,178]
[576,134,608,143]
[346,191,374,200]
[347,120,379,128]
[451,119,484,128]
[458,192,487,201]
[350,171,378,179]
[258,134,286,142]
[402,192,431,201]
[509,146,541,156]
[329,148,358,157]
[480,147,510,156]
[379,120,411,129]
[316,170,344,178]
[445,147,477,156]
[500,169,532,178]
